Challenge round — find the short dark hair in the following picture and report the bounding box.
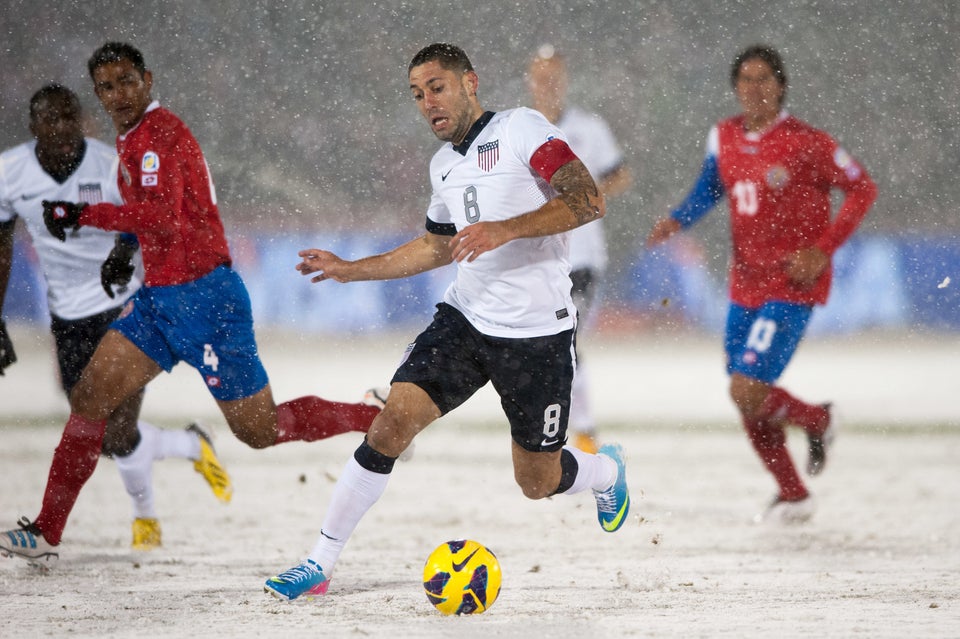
[29,83,81,118]
[731,44,788,103]
[408,43,473,75]
[88,42,147,78]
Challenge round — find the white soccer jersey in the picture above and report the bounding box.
[426,108,576,338]
[0,138,142,320]
[556,106,624,273]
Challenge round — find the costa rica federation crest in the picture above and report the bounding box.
[141,151,160,172]
[765,165,789,189]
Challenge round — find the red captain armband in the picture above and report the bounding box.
[529,138,578,182]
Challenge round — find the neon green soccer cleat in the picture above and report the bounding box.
[594,444,630,532]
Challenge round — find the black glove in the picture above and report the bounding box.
[101,235,138,299]
[42,200,85,241]
[0,319,16,375]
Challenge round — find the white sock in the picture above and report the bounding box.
[560,445,616,495]
[149,421,201,460]
[308,456,391,574]
[114,422,159,519]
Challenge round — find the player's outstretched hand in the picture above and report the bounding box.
[42,200,85,241]
[101,236,138,298]
[645,217,682,248]
[297,249,351,283]
[0,319,16,375]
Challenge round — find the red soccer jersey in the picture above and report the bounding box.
[716,113,876,306]
[81,102,231,286]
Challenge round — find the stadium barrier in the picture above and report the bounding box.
[5,232,957,334]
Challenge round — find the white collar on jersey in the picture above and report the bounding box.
[744,110,789,141]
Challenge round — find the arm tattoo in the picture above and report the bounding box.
[551,160,604,226]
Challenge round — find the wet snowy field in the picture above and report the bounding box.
[1,327,958,637]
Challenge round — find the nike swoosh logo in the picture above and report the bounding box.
[451,547,479,572]
[441,169,453,181]
[20,192,44,200]
[540,438,559,448]
[601,495,630,532]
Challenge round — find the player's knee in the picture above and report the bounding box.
[235,427,274,449]
[220,398,278,449]
[515,474,554,500]
[68,380,114,421]
[101,427,139,458]
[366,419,412,459]
[729,376,765,419]
[518,483,553,500]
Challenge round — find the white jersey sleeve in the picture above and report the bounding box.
[426,108,575,338]
[706,125,720,158]
[0,138,143,320]
[556,107,624,272]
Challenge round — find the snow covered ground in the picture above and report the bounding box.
[1,326,958,637]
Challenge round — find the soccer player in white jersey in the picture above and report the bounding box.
[265,43,631,601]
[527,46,633,454]
[0,84,232,551]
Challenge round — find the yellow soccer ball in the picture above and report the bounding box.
[422,539,502,615]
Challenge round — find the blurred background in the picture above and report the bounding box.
[2,0,958,336]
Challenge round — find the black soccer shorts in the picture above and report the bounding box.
[50,305,124,394]
[392,302,575,452]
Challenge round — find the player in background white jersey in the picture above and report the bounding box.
[527,45,633,454]
[0,84,232,550]
[265,43,631,601]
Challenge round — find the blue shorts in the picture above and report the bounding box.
[724,301,813,384]
[111,265,269,401]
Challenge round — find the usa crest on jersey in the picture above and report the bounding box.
[477,140,499,172]
[77,183,104,205]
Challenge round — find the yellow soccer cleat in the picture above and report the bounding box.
[132,517,162,551]
[187,423,233,503]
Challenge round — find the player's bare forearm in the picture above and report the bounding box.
[298,233,452,283]
[553,159,605,227]
[450,198,575,263]
[450,161,604,263]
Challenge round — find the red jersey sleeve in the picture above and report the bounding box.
[79,121,187,238]
[812,134,877,256]
[80,107,230,286]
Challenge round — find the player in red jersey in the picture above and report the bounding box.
[647,44,877,523]
[1,84,235,552]
[0,42,381,566]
